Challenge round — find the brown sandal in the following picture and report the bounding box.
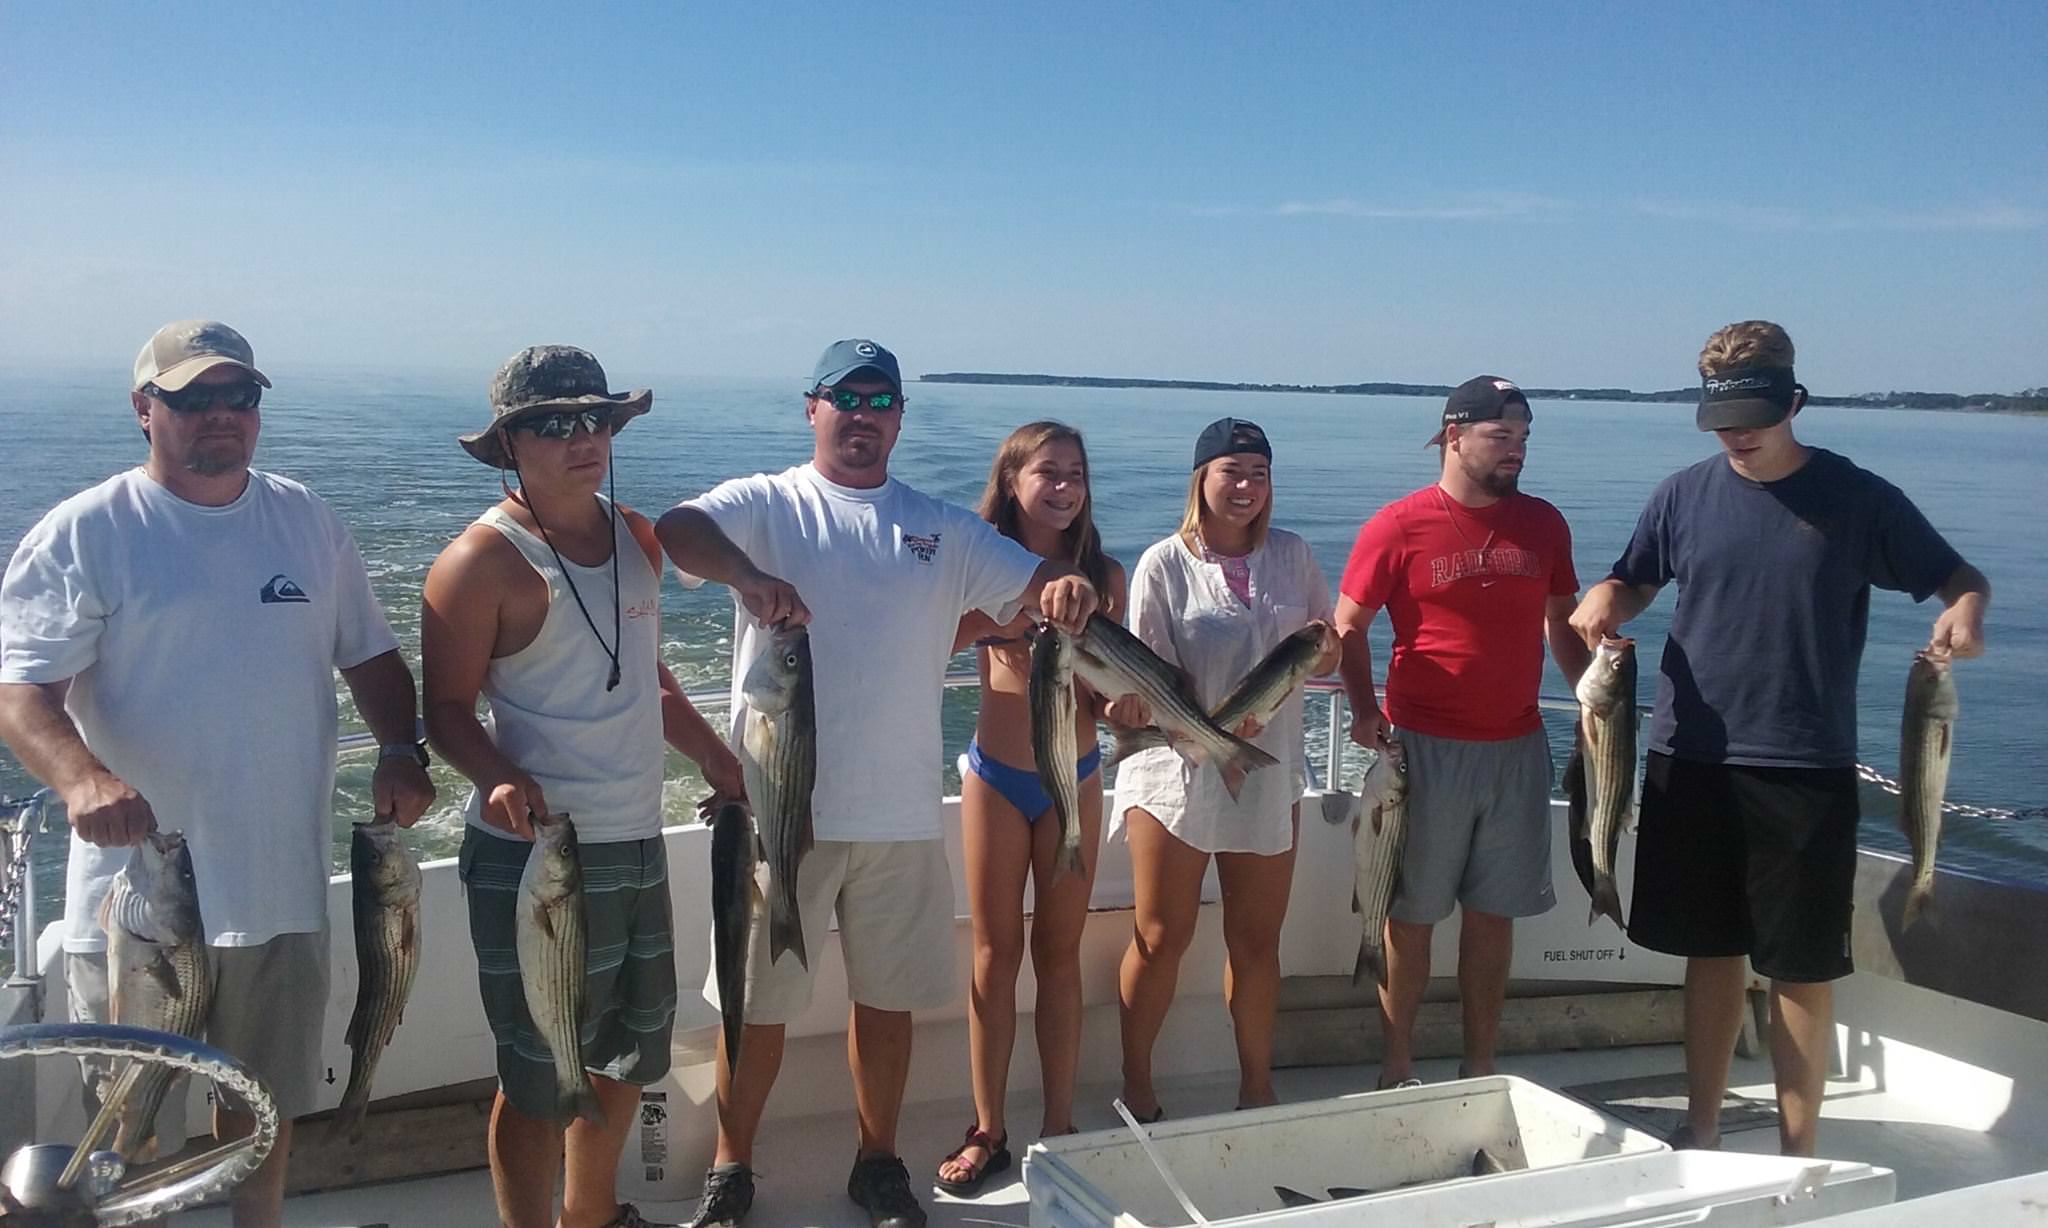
[934,1125,1012,1197]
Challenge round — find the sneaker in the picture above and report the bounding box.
[607,1204,677,1228]
[686,1162,755,1228]
[847,1153,927,1228]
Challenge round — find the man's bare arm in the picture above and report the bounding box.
[0,678,154,846]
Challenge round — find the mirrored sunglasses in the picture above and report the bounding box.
[518,409,616,439]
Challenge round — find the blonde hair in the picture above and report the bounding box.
[1699,320,1795,377]
[1177,459,1273,554]
[975,421,1111,598]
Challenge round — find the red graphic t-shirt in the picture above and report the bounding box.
[1339,486,1579,741]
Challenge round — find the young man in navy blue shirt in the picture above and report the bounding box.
[1571,320,1989,1157]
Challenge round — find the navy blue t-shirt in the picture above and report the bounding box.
[1611,448,1962,769]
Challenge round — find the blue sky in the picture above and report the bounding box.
[4,1,2043,393]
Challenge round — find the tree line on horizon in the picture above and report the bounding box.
[920,373,2048,415]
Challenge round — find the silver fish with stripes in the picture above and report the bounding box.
[1900,648,1959,929]
[100,830,213,1159]
[1029,623,1087,879]
[1567,637,1635,932]
[742,627,818,969]
[1350,741,1409,987]
[515,814,598,1122]
[332,817,423,1141]
[1071,614,1277,800]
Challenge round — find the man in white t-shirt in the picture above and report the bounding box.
[655,339,1099,1228]
[0,320,435,1228]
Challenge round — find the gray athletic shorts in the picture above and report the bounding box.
[460,827,677,1119]
[1390,726,1556,924]
[68,930,330,1126]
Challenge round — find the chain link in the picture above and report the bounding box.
[0,791,49,951]
[1853,763,2048,822]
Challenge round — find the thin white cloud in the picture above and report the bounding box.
[1185,194,1569,221]
[1631,198,2046,232]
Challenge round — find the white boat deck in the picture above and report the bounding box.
[180,1036,2045,1227]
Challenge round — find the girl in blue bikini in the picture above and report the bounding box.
[936,421,1126,1196]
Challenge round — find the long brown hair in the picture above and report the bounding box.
[976,420,1111,598]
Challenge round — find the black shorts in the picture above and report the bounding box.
[1627,752,1860,983]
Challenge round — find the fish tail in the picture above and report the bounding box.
[1589,877,1626,932]
[329,1080,370,1143]
[1352,936,1387,988]
[566,1078,605,1126]
[768,889,809,971]
[1215,737,1276,801]
[1054,840,1085,881]
[1903,883,1933,930]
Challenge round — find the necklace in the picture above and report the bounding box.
[1435,485,1499,589]
[518,489,624,692]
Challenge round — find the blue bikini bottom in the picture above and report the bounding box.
[966,738,1102,823]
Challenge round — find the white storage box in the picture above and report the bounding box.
[1023,1075,1666,1227]
[1798,1170,2048,1225]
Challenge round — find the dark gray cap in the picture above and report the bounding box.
[811,338,902,395]
[459,345,652,469]
[1427,376,1531,446]
[1698,366,1800,431]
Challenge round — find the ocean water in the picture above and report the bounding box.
[2,368,2043,921]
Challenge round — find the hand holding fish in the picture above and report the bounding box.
[1928,594,1986,659]
[735,565,811,631]
[1035,573,1100,635]
[697,744,749,814]
[483,770,550,840]
[63,768,157,847]
[1103,693,1153,729]
[1347,705,1393,751]
[371,755,436,828]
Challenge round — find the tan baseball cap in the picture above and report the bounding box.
[132,320,272,393]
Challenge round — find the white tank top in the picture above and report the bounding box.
[462,495,667,843]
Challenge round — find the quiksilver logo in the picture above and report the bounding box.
[260,574,310,604]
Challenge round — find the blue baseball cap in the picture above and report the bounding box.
[811,339,902,395]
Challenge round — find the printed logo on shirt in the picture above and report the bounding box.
[904,531,941,563]
[625,599,659,620]
[1426,548,1542,589]
[259,574,311,604]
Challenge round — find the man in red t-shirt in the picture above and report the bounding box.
[1334,375,1591,1088]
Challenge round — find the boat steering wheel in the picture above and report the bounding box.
[0,1023,277,1227]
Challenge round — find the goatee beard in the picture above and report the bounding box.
[1475,469,1519,497]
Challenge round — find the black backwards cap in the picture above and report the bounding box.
[1698,365,1803,431]
[1192,417,1272,470]
[1427,376,1531,447]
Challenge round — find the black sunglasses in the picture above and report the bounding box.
[517,409,617,439]
[147,380,263,414]
[813,389,902,413]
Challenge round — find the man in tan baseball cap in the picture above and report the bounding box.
[0,318,435,1227]
[132,318,272,392]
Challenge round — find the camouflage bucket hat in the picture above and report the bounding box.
[459,345,653,469]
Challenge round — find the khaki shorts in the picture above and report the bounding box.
[704,838,956,1024]
[68,930,330,1126]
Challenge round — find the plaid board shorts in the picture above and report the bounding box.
[459,826,678,1118]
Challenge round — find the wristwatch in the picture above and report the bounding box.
[379,740,432,769]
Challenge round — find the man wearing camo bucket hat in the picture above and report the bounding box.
[424,345,746,1228]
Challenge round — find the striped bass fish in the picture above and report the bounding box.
[1900,649,1959,929]
[1029,623,1086,878]
[100,830,212,1159]
[1350,741,1408,987]
[1112,622,1336,762]
[516,814,598,1122]
[709,800,758,1075]
[333,818,422,1141]
[1568,637,1636,931]
[742,627,817,969]
[1070,614,1277,800]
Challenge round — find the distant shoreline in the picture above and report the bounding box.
[920,372,2048,415]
